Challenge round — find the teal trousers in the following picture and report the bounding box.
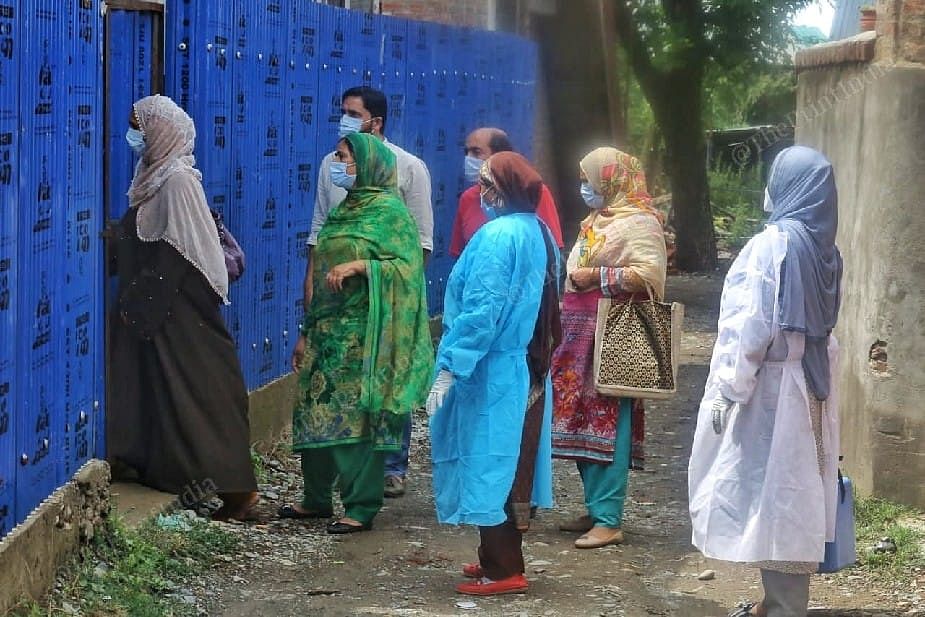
[576,398,632,528]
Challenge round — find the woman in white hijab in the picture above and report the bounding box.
[109,95,258,521]
[688,146,843,617]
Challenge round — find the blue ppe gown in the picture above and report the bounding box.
[429,213,556,527]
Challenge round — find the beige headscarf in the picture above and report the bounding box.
[129,95,229,303]
[566,147,667,298]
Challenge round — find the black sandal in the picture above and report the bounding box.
[326,519,372,534]
[277,504,333,520]
[727,602,759,617]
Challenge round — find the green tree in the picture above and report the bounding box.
[612,0,810,270]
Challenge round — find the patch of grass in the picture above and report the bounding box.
[12,514,239,616]
[854,496,925,580]
[251,447,269,484]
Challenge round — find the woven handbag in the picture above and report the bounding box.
[593,289,684,399]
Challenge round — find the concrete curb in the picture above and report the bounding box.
[0,460,111,614]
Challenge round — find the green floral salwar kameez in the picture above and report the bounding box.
[293,133,433,525]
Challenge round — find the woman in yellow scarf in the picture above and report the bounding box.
[551,147,667,549]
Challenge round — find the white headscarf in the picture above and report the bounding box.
[128,95,229,303]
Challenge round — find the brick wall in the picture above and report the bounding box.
[380,0,491,28]
[877,0,925,63]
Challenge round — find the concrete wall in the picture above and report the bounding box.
[248,373,299,452]
[796,27,925,506]
[0,461,110,613]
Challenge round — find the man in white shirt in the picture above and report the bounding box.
[300,86,433,499]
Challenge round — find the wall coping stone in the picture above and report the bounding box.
[795,31,877,71]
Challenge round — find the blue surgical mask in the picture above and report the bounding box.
[580,181,604,209]
[480,195,498,221]
[330,161,356,189]
[763,187,774,213]
[464,156,483,185]
[338,114,365,138]
[126,127,145,155]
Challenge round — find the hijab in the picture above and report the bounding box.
[767,146,843,401]
[580,147,657,220]
[478,151,544,214]
[341,132,399,210]
[129,95,229,303]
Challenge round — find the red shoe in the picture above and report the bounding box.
[456,574,528,596]
[462,563,483,578]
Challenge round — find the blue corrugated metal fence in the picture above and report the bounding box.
[0,0,105,537]
[0,0,536,539]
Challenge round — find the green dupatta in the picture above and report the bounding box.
[296,133,433,449]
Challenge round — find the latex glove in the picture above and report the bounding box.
[425,370,454,416]
[711,396,736,434]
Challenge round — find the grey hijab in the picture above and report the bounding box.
[128,95,229,303]
[766,146,842,400]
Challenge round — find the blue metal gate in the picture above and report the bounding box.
[1,0,536,539]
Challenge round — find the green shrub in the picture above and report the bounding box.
[709,165,766,250]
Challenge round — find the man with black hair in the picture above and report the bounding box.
[450,127,563,257]
[305,86,433,260]
[300,86,432,502]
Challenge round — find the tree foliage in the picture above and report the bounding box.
[612,0,812,270]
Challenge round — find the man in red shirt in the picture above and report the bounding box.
[449,128,564,257]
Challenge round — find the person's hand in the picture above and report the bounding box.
[712,396,736,434]
[326,261,362,292]
[291,335,307,372]
[569,267,598,291]
[425,370,454,416]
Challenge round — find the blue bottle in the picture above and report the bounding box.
[818,473,857,573]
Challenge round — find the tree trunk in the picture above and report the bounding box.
[651,73,717,272]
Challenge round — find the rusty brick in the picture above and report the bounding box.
[380,0,491,27]
[900,0,925,17]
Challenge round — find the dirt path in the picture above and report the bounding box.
[204,275,908,617]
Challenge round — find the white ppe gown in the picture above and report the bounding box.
[688,226,839,564]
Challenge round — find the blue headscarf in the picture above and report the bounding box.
[766,146,843,401]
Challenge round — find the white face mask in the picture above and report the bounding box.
[330,161,357,189]
[125,127,145,155]
[763,188,774,213]
[338,114,367,138]
[464,155,482,185]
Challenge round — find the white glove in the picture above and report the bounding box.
[425,370,454,416]
[711,396,736,434]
